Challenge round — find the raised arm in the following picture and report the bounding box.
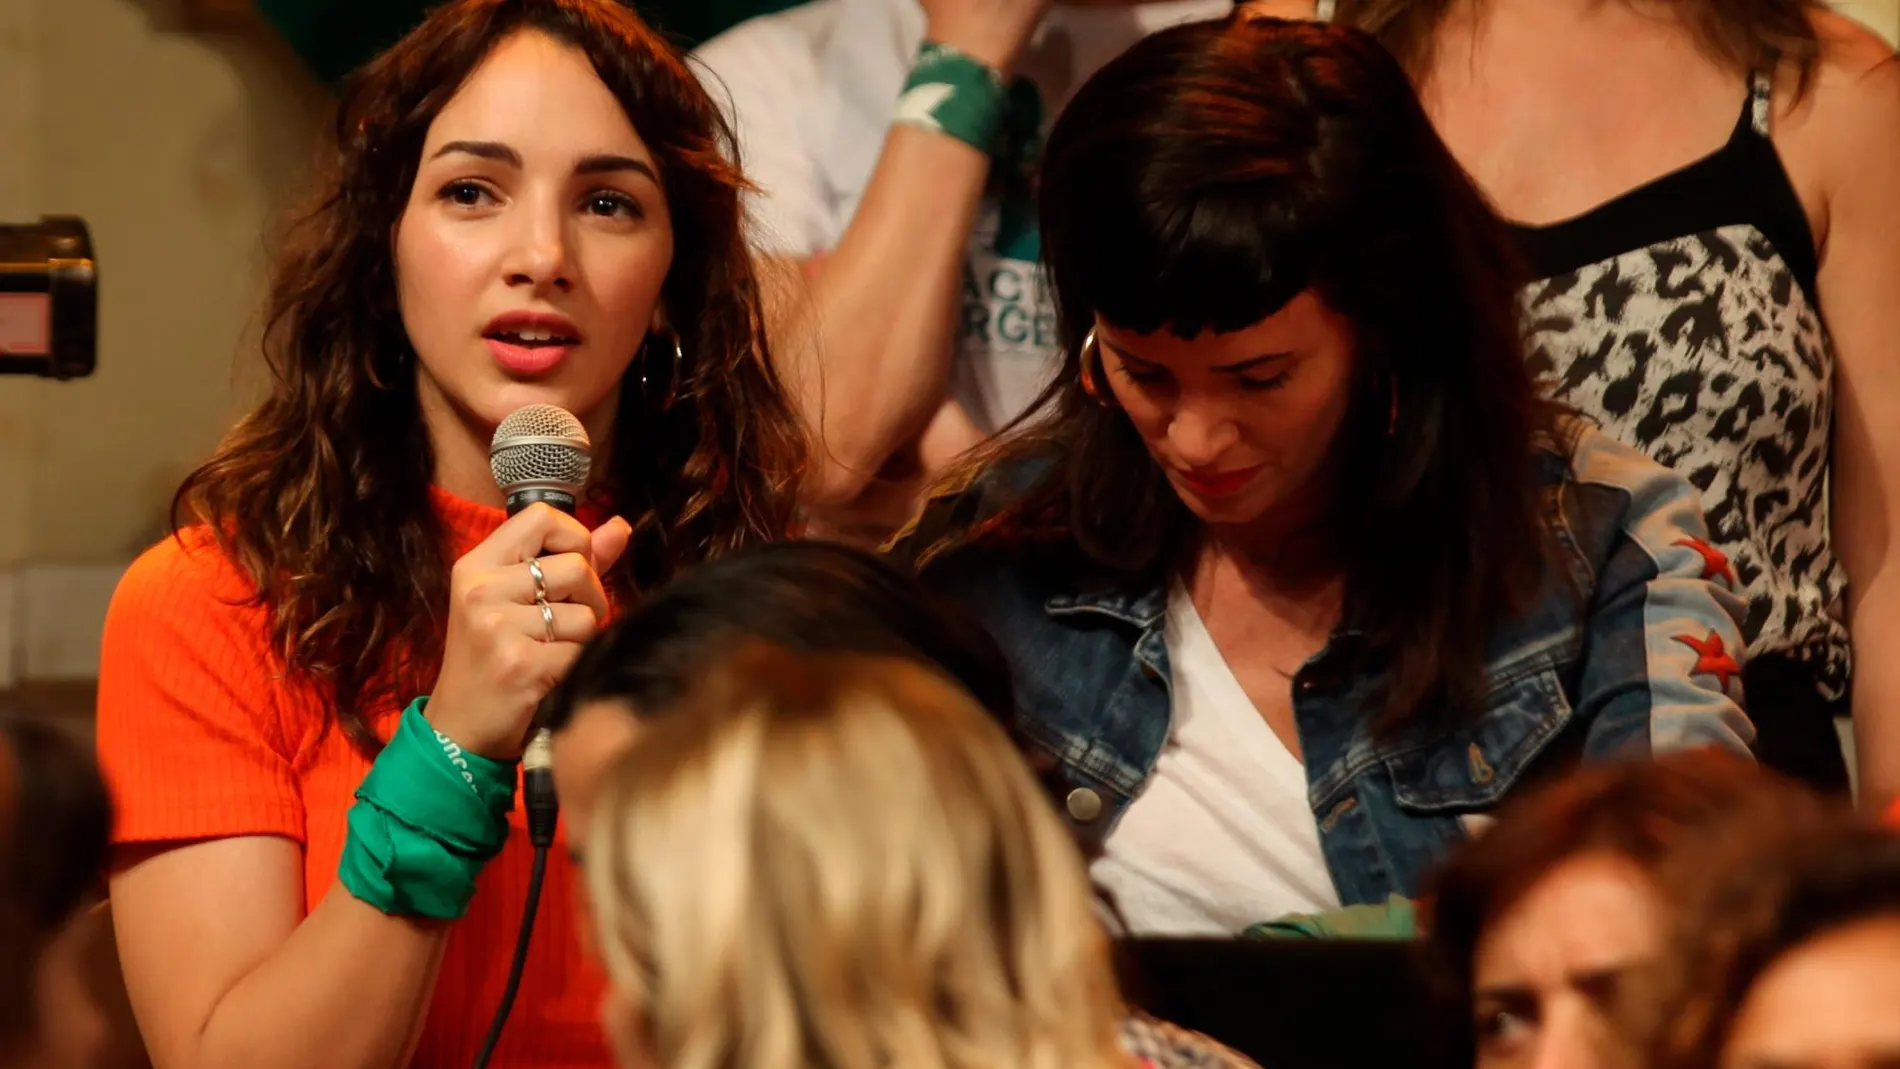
[702,0,1050,510]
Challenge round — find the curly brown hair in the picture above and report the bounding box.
[1421,750,1821,1060]
[174,0,805,756]
[1640,813,1900,1069]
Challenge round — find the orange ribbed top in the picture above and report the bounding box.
[95,488,611,1069]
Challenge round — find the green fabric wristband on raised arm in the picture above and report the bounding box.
[893,40,1012,156]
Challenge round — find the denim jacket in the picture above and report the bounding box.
[914,426,1755,906]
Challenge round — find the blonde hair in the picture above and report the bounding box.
[584,642,1128,1069]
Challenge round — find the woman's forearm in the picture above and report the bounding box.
[1850,580,1900,811]
[113,836,453,1069]
[179,891,447,1069]
[772,125,994,509]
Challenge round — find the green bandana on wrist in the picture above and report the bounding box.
[337,698,516,920]
[893,41,1010,155]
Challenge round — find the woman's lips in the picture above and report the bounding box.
[1172,464,1265,498]
[486,336,575,376]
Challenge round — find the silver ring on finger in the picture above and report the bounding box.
[526,557,549,603]
[538,597,557,643]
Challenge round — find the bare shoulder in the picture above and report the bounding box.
[1773,10,1897,241]
[1785,9,1900,147]
[1812,6,1897,75]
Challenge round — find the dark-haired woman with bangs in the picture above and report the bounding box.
[93,1,804,1067]
[904,15,1753,934]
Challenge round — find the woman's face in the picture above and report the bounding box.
[1721,915,1900,1069]
[1470,852,1665,1069]
[396,28,674,449]
[1095,290,1358,535]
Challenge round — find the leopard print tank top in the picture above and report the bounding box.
[1310,2,1846,698]
[1511,73,1848,698]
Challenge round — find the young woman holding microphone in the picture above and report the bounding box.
[94,2,804,1067]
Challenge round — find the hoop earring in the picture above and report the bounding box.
[642,331,684,410]
[1078,329,1114,408]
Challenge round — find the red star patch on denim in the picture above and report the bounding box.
[1674,537,1738,588]
[1674,629,1741,691]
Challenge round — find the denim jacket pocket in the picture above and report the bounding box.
[1383,664,1577,814]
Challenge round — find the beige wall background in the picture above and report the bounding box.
[0,0,325,680]
[1841,0,1900,43]
[0,0,1894,681]
[9,0,325,562]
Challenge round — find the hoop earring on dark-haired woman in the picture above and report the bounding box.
[642,331,684,410]
[1078,329,1115,408]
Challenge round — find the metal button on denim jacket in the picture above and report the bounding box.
[918,426,1756,906]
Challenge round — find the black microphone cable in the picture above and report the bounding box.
[477,403,588,1068]
[472,728,559,1069]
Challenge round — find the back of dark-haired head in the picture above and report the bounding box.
[538,541,1016,731]
[1421,751,1821,1038]
[933,15,1560,736]
[175,0,804,757]
[0,715,112,1057]
[1642,812,1900,1069]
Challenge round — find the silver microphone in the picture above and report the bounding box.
[489,404,591,516]
[490,407,588,790]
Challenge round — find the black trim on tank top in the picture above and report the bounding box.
[1508,92,1820,304]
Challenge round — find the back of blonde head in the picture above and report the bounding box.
[584,643,1128,1069]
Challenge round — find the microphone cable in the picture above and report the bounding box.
[476,404,589,1069]
[472,728,560,1069]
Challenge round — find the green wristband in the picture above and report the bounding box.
[894,41,1010,155]
[1243,895,1419,941]
[337,698,516,920]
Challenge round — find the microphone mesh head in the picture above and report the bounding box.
[490,405,592,492]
